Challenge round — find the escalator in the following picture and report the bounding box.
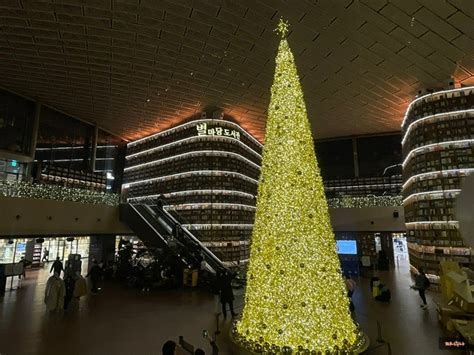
[119,203,228,275]
[154,206,228,275]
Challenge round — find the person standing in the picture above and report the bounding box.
[50,257,64,276]
[218,271,237,320]
[64,260,75,280]
[345,274,356,312]
[44,272,65,312]
[63,273,76,311]
[86,260,103,294]
[156,194,164,210]
[413,268,430,309]
[73,271,88,308]
[18,256,30,280]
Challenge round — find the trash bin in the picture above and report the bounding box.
[183,268,198,287]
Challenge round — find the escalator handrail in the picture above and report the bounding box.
[135,205,175,243]
[166,208,241,269]
[129,204,170,247]
[164,207,241,269]
[132,204,199,268]
[159,207,227,272]
[143,205,173,234]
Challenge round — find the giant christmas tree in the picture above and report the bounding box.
[234,20,364,353]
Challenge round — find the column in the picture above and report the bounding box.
[352,137,359,178]
[90,124,98,171]
[26,100,41,180]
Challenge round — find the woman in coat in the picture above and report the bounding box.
[44,272,65,312]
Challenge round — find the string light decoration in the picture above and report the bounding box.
[233,19,365,353]
[327,195,403,209]
[0,180,119,206]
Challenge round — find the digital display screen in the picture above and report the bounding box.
[336,240,357,255]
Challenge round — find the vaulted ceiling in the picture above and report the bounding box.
[0,0,473,142]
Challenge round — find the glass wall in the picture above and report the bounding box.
[0,238,29,263]
[0,89,35,155]
[0,237,91,264]
[36,106,93,172]
[0,89,125,190]
[315,134,402,180]
[357,134,402,177]
[0,159,25,181]
[43,237,90,261]
[316,139,355,179]
[34,108,126,193]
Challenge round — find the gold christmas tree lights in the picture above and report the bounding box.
[233,19,364,353]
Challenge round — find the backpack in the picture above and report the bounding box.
[424,276,431,289]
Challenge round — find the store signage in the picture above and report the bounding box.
[196,123,240,140]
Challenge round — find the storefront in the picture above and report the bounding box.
[0,236,91,264]
[43,237,90,261]
[0,238,28,264]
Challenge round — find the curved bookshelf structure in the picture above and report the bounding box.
[402,86,474,275]
[123,113,262,267]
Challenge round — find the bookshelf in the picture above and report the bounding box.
[123,112,262,267]
[40,164,107,192]
[402,86,474,275]
[31,243,42,267]
[324,176,402,198]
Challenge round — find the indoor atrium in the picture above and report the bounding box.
[0,1,473,354]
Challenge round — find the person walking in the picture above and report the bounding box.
[42,248,49,262]
[50,257,64,276]
[218,271,237,320]
[413,268,430,309]
[86,260,103,294]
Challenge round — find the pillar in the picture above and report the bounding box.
[90,124,98,171]
[26,100,41,180]
[352,137,359,178]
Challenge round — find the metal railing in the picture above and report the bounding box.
[163,205,242,270]
[0,180,120,206]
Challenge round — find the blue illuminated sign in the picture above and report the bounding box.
[336,240,358,255]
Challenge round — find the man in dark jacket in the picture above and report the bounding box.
[156,195,164,210]
[86,260,103,293]
[414,267,430,309]
[50,257,64,276]
[218,271,237,320]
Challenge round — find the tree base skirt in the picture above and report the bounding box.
[229,323,370,354]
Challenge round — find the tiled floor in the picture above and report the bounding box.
[0,260,459,355]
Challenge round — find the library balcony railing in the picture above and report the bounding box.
[324,175,403,198]
[0,180,120,206]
